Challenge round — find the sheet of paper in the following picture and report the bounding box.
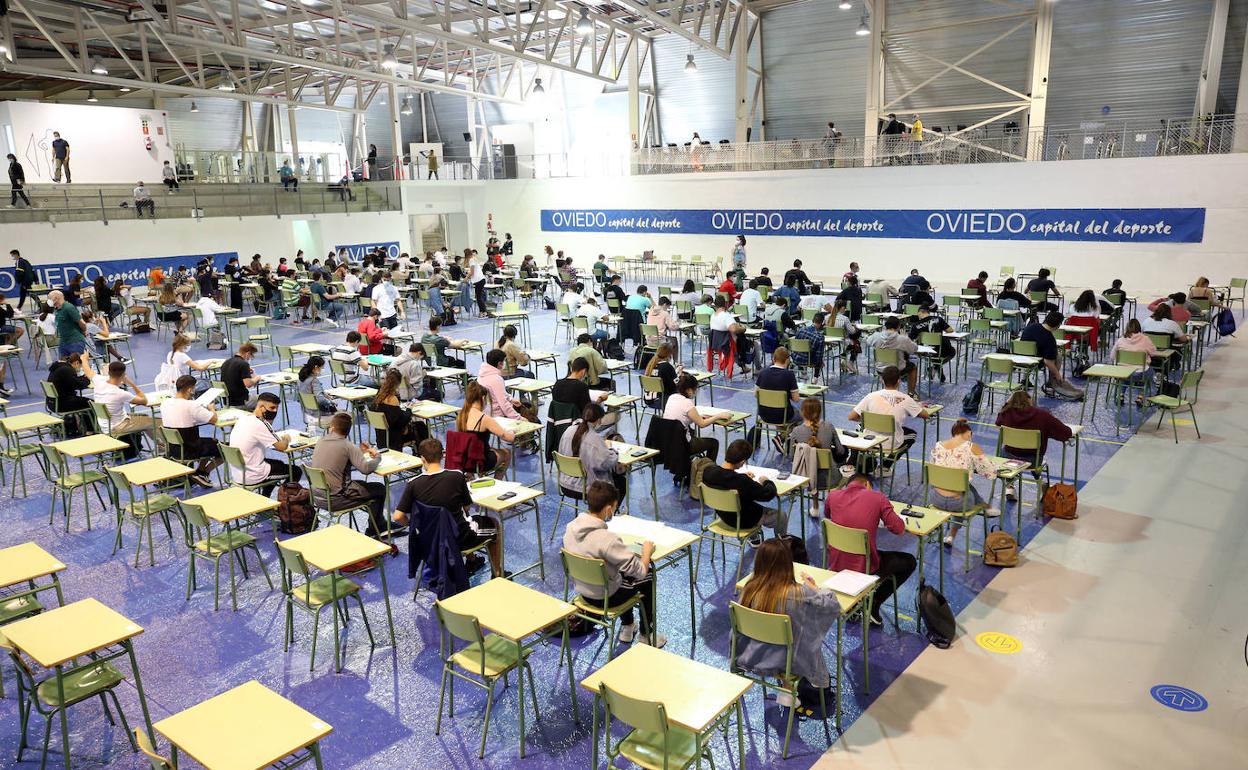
[194,387,223,407]
[468,479,522,503]
[823,570,878,596]
[608,516,683,548]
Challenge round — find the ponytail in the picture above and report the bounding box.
[571,403,606,455]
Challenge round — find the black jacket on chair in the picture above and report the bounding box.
[618,308,644,346]
[644,416,691,483]
[407,501,469,600]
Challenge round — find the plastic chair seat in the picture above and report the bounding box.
[573,593,643,618]
[35,662,124,708]
[705,518,762,541]
[0,594,42,624]
[193,529,257,557]
[1147,395,1188,409]
[618,724,703,770]
[3,443,40,460]
[53,469,107,490]
[121,493,179,517]
[292,574,362,609]
[985,380,1022,392]
[450,634,532,678]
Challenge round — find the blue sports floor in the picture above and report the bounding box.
[0,286,1169,769]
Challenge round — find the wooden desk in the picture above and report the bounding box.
[581,644,750,769]
[492,416,546,488]
[185,486,278,525]
[0,542,67,606]
[371,449,423,539]
[607,516,699,635]
[468,479,545,579]
[282,524,396,668]
[3,598,156,768]
[607,440,661,518]
[116,456,194,487]
[155,680,331,770]
[1,411,63,433]
[695,406,749,447]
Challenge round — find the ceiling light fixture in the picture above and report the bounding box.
[217,80,235,92]
[381,44,398,70]
[839,1,852,9]
[90,57,108,75]
[576,7,593,36]
[856,13,871,36]
[119,86,132,92]
[190,101,199,113]
[684,53,698,74]
[86,90,98,103]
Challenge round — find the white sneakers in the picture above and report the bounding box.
[776,691,801,709]
[984,507,1002,518]
[617,623,667,649]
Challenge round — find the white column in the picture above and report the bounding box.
[286,105,300,176]
[628,37,640,148]
[1025,0,1054,160]
[863,0,887,166]
[734,11,749,143]
[1196,0,1230,116]
[1235,19,1248,151]
[388,83,403,179]
[420,93,428,143]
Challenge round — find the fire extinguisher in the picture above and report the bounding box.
[145,137,153,151]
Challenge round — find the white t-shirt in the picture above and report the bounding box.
[229,414,278,483]
[853,388,922,449]
[133,185,152,202]
[168,350,193,378]
[162,165,176,180]
[469,262,485,283]
[578,303,607,330]
[343,274,362,294]
[372,282,400,318]
[561,291,584,317]
[663,392,698,428]
[91,376,134,430]
[1141,318,1185,339]
[740,288,762,320]
[161,397,212,429]
[710,310,733,332]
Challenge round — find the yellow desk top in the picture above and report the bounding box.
[3,598,142,668]
[116,456,195,486]
[185,487,279,524]
[260,372,297,384]
[696,406,750,425]
[215,407,250,428]
[155,680,332,770]
[837,429,888,452]
[607,516,699,561]
[506,379,555,393]
[51,433,128,458]
[326,386,378,401]
[436,578,575,642]
[0,412,64,432]
[493,417,543,438]
[374,449,423,477]
[410,401,458,419]
[282,524,388,573]
[797,383,828,398]
[290,343,333,353]
[891,501,954,537]
[607,440,660,467]
[1083,363,1138,379]
[580,643,752,734]
[0,542,66,589]
[468,479,543,511]
[737,563,878,614]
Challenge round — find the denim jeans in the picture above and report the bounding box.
[58,340,86,359]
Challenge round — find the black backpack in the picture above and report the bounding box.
[962,380,984,414]
[917,580,956,649]
[604,338,626,362]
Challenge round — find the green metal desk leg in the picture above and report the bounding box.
[127,641,157,744]
[563,620,580,724]
[687,545,697,635]
[377,560,396,647]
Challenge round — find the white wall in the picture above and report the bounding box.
[474,154,1248,298]
[0,101,175,184]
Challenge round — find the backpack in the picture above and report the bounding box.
[205,328,227,350]
[1216,307,1236,337]
[962,380,984,414]
[130,320,152,334]
[982,526,1019,567]
[777,533,808,565]
[153,354,178,392]
[688,456,714,501]
[1042,482,1078,519]
[277,482,314,534]
[604,338,626,362]
[917,580,956,649]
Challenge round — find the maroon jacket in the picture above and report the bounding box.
[965,278,991,308]
[823,484,905,573]
[995,405,1072,458]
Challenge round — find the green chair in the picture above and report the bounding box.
[218,442,274,492]
[639,374,667,414]
[0,592,45,699]
[107,467,181,567]
[178,500,272,611]
[697,485,762,582]
[994,426,1049,534]
[275,344,300,374]
[1226,277,1245,318]
[822,518,898,630]
[555,302,573,344]
[245,316,271,352]
[597,681,717,770]
[572,315,591,338]
[861,412,911,493]
[327,356,349,387]
[919,331,949,384]
[1146,369,1204,443]
[276,541,375,671]
[434,602,539,759]
[923,463,988,573]
[561,549,649,661]
[306,466,370,531]
[754,388,794,455]
[8,650,138,769]
[982,356,1023,413]
[134,728,174,770]
[40,444,109,533]
[0,422,49,498]
[550,452,588,541]
[1011,339,1038,356]
[800,307,818,322]
[160,425,195,470]
[967,318,996,358]
[788,337,816,382]
[365,409,392,449]
[729,601,830,756]
[870,346,901,391]
[40,381,93,432]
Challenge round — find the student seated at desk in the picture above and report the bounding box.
[478,349,526,421]
[865,316,920,395]
[422,316,467,369]
[46,352,92,424]
[994,391,1072,500]
[1067,290,1102,353]
[558,403,626,497]
[789,398,848,491]
[1102,278,1126,306]
[756,347,800,440]
[428,278,455,325]
[1025,268,1060,312]
[162,374,221,487]
[908,303,956,379]
[81,308,127,365]
[390,343,432,400]
[297,356,335,430]
[823,474,915,625]
[645,296,681,349]
[702,439,787,547]
[86,359,152,460]
[929,419,1000,546]
[165,333,212,379]
[373,369,429,451]
[563,480,664,648]
[309,412,391,547]
[603,274,628,310]
[567,333,613,390]
[1110,319,1159,382]
[497,325,532,378]
[1188,276,1224,309]
[1141,301,1191,344]
[965,271,992,308]
[457,382,514,479]
[674,280,701,314]
[737,538,842,707]
[1021,312,1082,399]
[643,344,679,409]
[356,308,386,354]
[739,279,764,322]
[662,372,720,461]
[580,296,611,343]
[222,342,260,408]
[848,364,930,472]
[229,392,303,496]
[156,283,191,334]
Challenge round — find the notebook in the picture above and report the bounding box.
[194,388,223,407]
[823,570,877,596]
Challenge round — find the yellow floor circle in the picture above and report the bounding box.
[975,631,1023,654]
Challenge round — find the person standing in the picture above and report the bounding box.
[910,113,924,164]
[7,154,30,208]
[367,144,378,179]
[49,289,87,358]
[50,131,71,183]
[10,249,34,312]
[424,149,440,180]
[371,271,401,329]
[732,235,747,274]
[161,160,179,192]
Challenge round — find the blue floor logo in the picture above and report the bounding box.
[1150,684,1208,712]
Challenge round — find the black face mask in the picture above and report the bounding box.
[263,408,278,422]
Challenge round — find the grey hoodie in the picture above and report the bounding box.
[562,513,647,599]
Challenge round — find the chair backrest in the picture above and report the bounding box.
[986,356,1015,376]
[970,318,991,333]
[500,300,521,313]
[920,331,942,347]
[924,462,970,494]
[434,601,486,647]
[1011,339,1037,356]
[999,265,1014,277]
[560,548,611,592]
[1028,290,1047,303]
[861,411,895,436]
[218,442,249,482]
[756,387,790,413]
[982,307,1004,320]
[305,466,332,496]
[639,374,664,394]
[365,409,389,432]
[1000,425,1041,452]
[422,343,440,361]
[134,728,174,770]
[91,401,112,432]
[1178,368,1204,400]
[105,467,134,504]
[298,391,320,413]
[1114,349,1148,367]
[865,292,883,304]
[247,316,267,331]
[160,425,186,454]
[943,295,962,307]
[821,518,869,558]
[553,451,586,482]
[1145,333,1171,350]
[700,484,742,515]
[599,682,670,735]
[556,302,570,320]
[640,323,659,339]
[39,444,66,476]
[801,307,818,321]
[789,337,812,355]
[275,541,311,580]
[729,600,794,647]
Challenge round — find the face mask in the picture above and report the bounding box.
[263,409,278,421]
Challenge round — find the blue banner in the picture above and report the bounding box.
[334,241,401,261]
[540,208,1205,243]
[0,251,237,296]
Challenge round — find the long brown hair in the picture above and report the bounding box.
[456,382,488,430]
[1001,390,1033,413]
[374,369,402,407]
[570,403,605,455]
[739,539,799,614]
[645,343,672,376]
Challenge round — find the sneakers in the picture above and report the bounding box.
[637,632,668,649]
[808,504,821,519]
[878,464,894,478]
[326,318,340,328]
[942,533,954,547]
[983,507,1002,518]
[867,613,883,626]
[190,473,214,488]
[0,385,11,397]
[1006,490,1018,503]
[617,623,637,644]
[770,434,786,455]
[776,691,800,709]
[747,532,764,548]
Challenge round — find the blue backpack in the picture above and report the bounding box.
[760,320,780,356]
[1216,307,1236,337]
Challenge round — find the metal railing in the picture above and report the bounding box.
[0,181,401,226]
[172,149,347,184]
